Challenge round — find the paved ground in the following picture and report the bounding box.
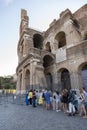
[0,95,87,130]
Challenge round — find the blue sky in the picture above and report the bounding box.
[0,0,87,76]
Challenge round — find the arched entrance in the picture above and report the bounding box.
[80,63,87,91]
[25,69,30,91]
[43,55,54,90]
[33,34,43,49]
[45,73,53,91]
[43,55,54,68]
[55,31,66,49]
[61,69,71,90]
[45,42,51,52]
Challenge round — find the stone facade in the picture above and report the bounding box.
[16,5,87,94]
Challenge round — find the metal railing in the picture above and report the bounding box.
[0,93,26,106]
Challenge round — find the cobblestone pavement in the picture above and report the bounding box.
[0,95,87,130]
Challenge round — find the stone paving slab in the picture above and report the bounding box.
[0,96,87,130]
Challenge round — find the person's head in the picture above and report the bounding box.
[42,89,45,92]
[63,89,67,94]
[79,87,84,93]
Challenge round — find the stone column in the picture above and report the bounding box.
[70,71,80,90]
[30,60,36,89]
[57,72,62,92]
[78,71,83,88]
[53,39,58,53]
[16,73,21,94]
[35,60,47,90]
[21,69,26,94]
[52,64,58,91]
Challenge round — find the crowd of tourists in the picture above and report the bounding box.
[25,87,87,118]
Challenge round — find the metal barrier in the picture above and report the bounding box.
[0,94,26,106]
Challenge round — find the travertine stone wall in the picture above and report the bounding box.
[16,4,87,94]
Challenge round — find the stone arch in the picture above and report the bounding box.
[43,55,54,68]
[43,55,55,90]
[25,69,30,91]
[78,62,87,91]
[58,68,71,90]
[33,34,43,49]
[45,42,51,52]
[55,31,66,48]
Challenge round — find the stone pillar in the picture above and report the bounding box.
[35,61,47,90]
[70,71,80,89]
[19,45,23,62]
[30,60,36,89]
[36,67,47,90]
[57,72,62,92]
[53,39,58,53]
[29,58,46,90]
[32,61,37,89]
[23,39,27,57]
[16,72,23,94]
[78,72,83,88]
[23,34,33,57]
[51,64,58,91]
[21,69,26,94]
[16,73,21,94]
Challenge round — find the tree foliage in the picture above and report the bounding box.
[0,76,16,89]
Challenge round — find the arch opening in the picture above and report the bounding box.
[81,64,87,91]
[25,69,30,91]
[45,73,53,91]
[43,55,54,68]
[43,55,54,91]
[45,42,51,52]
[55,31,66,48]
[61,69,71,90]
[33,34,43,49]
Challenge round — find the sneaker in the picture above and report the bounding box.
[66,110,69,113]
[56,110,59,112]
[56,110,61,112]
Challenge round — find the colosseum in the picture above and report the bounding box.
[16,4,87,94]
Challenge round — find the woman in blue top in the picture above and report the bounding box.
[45,88,51,110]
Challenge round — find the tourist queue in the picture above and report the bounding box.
[25,87,87,118]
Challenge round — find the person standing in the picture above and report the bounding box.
[28,90,33,105]
[79,87,87,118]
[55,91,61,112]
[45,88,51,110]
[32,90,37,107]
[25,92,29,105]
